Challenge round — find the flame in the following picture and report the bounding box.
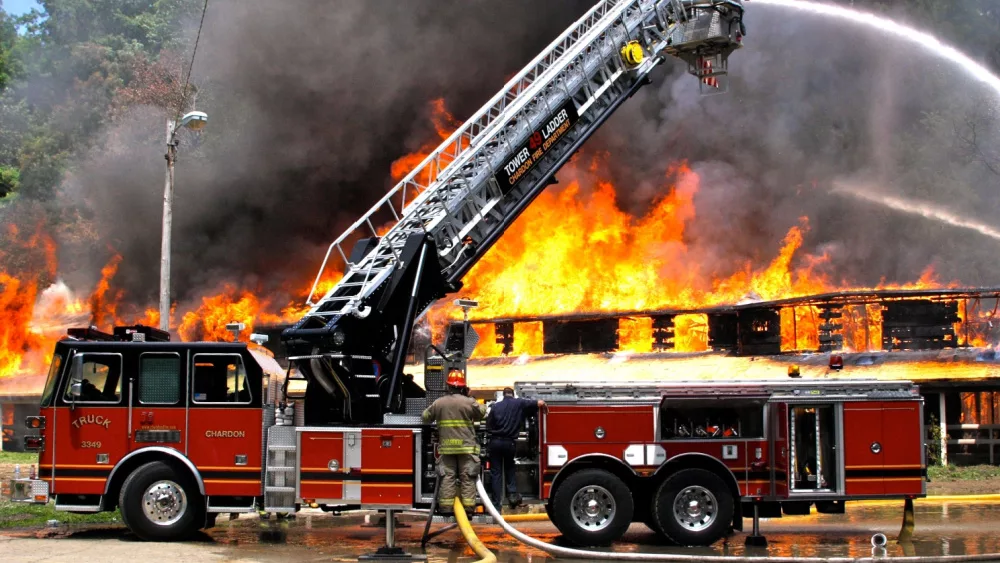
[390,99,459,185]
[178,286,290,342]
[0,223,59,380]
[89,253,124,329]
[448,161,841,356]
[431,155,952,358]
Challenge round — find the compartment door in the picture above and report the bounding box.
[298,430,345,502]
[361,429,414,507]
[843,402,884,496]
[882,401,924,495]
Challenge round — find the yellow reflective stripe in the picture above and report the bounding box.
[438,420,474,427]
[439,446,479,454]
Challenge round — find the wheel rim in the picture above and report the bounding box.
[570,484,616,532]
[142,480,188,526]
[672,485,718,531]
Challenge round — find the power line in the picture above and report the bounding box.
[172,0,210,127]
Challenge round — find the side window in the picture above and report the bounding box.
[65,354,122,403]
[139,353,181,404]
[192,355,250,404]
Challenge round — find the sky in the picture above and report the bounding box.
[2,0,40,16]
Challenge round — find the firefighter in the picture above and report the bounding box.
[422,369,486,513]
[486,387,545,508]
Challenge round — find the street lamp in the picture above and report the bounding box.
[159,110,208,332]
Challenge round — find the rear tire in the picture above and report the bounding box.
[652,468,733,546]
[119,461,204,541]
[550,469,633,546]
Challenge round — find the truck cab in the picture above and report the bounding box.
[11,326,276,541]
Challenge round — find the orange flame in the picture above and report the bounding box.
[429,154,949,357]
[90,253,124,330]
[0,223,59,380]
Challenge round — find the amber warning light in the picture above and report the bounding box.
[25,416,45,430]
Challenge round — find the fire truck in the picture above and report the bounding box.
[8,0,927,549]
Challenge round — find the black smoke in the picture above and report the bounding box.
[64,0,592,305]
[63,0,1000,311]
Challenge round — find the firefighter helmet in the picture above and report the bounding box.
[446,369,466,388]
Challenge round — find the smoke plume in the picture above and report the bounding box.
[61,0,1000,311]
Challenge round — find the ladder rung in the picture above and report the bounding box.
[265,486,296,493]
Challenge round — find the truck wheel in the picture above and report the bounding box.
[550,469,633,546]
[652,468,733,546]
[119,461,204,541]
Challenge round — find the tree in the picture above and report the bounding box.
[0,6,20,90]
[0,164,18,198]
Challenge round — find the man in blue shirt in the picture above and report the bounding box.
[486,387,545,508]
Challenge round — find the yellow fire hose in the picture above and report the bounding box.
[454,497,497,563]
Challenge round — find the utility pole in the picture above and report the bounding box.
[159,119,177,333]
[158,111,207,333]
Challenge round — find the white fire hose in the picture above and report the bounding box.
[475,480,1000,563]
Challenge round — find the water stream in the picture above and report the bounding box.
[756,0,1000,242]
[833,182,1000,243]
[754,0,1000,97]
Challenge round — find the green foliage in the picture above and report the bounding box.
[0,10,19,90]
[928,464,1000,482]
[926,413,943,467]
[0,0,203,203]
[0,164,19,197]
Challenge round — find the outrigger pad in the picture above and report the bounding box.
[358,547,427,562]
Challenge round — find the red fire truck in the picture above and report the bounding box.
[16,0,932,549]
[517,379,925,546]
[11,327,925,547]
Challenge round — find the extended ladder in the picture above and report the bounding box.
[295,0,744,326]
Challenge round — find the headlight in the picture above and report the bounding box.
[332,329,346,347]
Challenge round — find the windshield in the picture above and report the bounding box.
[40,353,64,407]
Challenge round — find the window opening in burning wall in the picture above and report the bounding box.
[659,397,765,440]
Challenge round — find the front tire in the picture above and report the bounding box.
[652,468,733,546]
[550,469,633,546]
[119,461,204,541]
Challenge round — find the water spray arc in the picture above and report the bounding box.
[833,183,1000,244]
[754,0,1000,97]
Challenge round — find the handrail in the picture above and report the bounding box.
[304,0,635,305]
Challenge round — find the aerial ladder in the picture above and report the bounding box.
[281,0,746,424]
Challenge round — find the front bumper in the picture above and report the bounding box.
[8,478,49,503]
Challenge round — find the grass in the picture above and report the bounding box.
[0,451,121,529]
[0,499,120,529]
[0,451,38,465]
[928,464,1000,482]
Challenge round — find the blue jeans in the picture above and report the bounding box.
[489,438,517,504]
